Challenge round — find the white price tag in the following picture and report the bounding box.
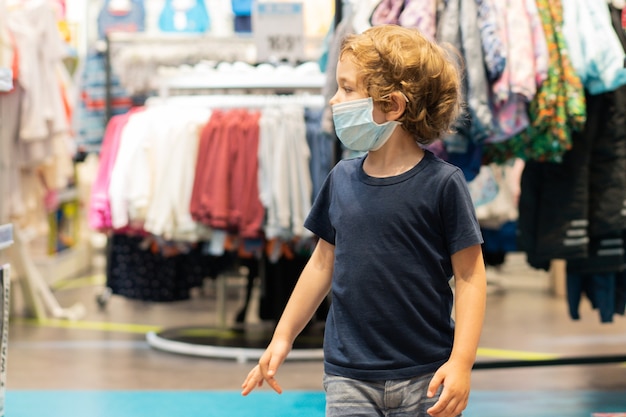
[253,2,305,63]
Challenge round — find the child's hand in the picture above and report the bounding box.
[426,361,470,417]
[241,341,290,396]
[241,364,283,396]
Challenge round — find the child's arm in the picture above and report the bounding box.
[241,238,335,396]
[427,244,486,417]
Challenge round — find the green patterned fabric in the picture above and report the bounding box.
[484,0,586,164]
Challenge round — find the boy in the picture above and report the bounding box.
[242,25,486,417]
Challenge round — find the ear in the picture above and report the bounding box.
[385,92,407,122]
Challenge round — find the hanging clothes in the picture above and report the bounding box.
[8,0,71,144]
[563,4,626,324]
[92,97,326,306]
[74,50,132,153]
[158,0,210,33]
[562,0,626,95]
[474,0,506,83]
[105,232,219,302]
[1,0,75,230]
[484,0,548,146]
[97,0,146,40]
[305,107,335,199]
[0,84,21,224]
[436,0,495,182]
[483,0,586,164]
[515,2,626,272]
[190,109,265,240]
[258,106,313,241]
[88,109,139,231]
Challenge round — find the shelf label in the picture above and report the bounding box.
[253,1,304,63]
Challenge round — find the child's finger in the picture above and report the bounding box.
[266,377,283,394]
[241,366,263,396]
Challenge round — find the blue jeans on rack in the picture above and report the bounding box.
[567,272,616,323]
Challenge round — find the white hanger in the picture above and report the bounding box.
[108,0,132,13]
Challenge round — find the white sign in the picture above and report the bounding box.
[253,2,305,63]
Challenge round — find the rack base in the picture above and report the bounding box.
[146,323,324,363]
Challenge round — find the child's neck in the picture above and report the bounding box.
[363,134,425,178]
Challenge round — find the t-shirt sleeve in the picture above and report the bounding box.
[304,169,336,245]
[441,169,484,254]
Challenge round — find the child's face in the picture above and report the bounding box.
[330,55,387,124]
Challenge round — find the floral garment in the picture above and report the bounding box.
[484,0,586,164]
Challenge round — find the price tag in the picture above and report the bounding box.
[253,1,305,63]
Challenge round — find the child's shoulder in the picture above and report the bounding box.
[334,154,366,172]
[422,149,463,176]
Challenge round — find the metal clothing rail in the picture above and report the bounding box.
[156,71,326,98]
[146,93,325,109]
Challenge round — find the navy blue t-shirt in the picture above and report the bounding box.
[304,150,483,381]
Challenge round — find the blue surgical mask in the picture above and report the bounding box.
[332,97,400,152]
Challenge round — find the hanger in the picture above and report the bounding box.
[108,0,132,13]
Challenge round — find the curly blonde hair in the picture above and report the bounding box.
[339,25,463,145]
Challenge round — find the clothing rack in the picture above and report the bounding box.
[102,32,257,123]
[101,31,325,123]
[334,0,626,372]
[139,77,326,361]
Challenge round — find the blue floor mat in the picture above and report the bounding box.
[6,391,324,417]
[6,390,626,417]
[468,391,626,417]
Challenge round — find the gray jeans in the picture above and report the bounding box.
[323,372,460,417]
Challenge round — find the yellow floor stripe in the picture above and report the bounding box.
[12,318,161,334]
[477,347,559,361]
[50,274,107,291]
[13,317,563,361]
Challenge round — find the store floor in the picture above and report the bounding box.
[6,252,626,416]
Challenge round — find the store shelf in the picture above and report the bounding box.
[0,224,13,251]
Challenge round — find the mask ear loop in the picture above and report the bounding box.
[381,91,409,103]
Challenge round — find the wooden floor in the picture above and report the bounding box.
[5,252,626,416]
